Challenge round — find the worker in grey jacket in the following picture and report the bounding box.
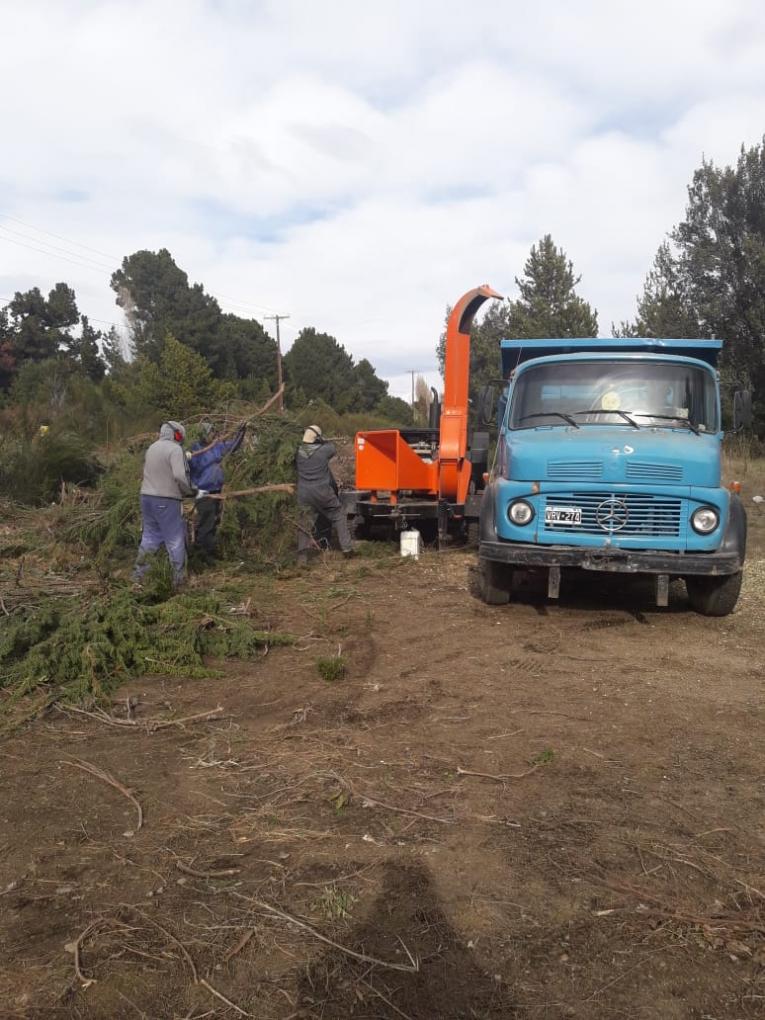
[133,421,198,587]
[296,425,352,559]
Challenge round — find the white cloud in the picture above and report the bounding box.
[1,0,764,398]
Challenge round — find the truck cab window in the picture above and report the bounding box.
[510,360,717,433]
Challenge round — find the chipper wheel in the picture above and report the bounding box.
[477,557,513,605]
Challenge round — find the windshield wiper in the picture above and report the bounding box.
[576,409,642,429]
[520,411,580,429]
[637,414,700,435]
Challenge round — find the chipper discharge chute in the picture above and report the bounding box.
[351,284,502,544]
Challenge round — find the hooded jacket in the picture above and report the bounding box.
[189,426,245,493]
[140,423,196,500]
[295,440,338,499]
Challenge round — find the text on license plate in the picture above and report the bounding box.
[545,506,582,525]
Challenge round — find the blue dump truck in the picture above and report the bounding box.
[478,338,748,616]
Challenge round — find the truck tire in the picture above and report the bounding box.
[478,557,512,605]
[466,520,480,548]
[685,571,743,617]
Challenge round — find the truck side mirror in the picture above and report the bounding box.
[477,384,496,427]
[733,389,753,431]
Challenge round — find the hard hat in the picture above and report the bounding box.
[302,425,322,443]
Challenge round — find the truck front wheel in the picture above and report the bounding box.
[477,558,513,605]
[685,572,743,617]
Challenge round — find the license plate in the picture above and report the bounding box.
[545,506,582,525]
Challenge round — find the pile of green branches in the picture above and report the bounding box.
[0,584,292,704]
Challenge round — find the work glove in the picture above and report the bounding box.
[195,489,209,500]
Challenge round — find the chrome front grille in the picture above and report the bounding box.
[544,491,683,536]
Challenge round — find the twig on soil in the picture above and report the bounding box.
[359,794,451,825]
[223,928,256,962]
[148,707,225,731]
[67,918,106,987]
[60,759,143,832]
[58,704,225,733]
[126,907,198,983]
[361,979,415,1020]
[735,879,765,902]
[456,765,539,783]
[175,860,241,879]
[229,891,419,973]
[199,978,252,1017]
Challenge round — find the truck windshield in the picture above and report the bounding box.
[509,360,718,433]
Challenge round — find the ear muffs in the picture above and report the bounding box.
[174,430,184,443]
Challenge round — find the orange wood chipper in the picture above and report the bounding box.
[349,285,502,543]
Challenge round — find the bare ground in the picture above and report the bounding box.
[1,486,764,1019]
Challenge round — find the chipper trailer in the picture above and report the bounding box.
[351,284,502,543]
[477,337,749,616]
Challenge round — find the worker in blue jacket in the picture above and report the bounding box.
[188,421,246,557]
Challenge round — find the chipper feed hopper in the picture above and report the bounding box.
[351,284,502,543]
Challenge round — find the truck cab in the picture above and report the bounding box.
[478,338,747,615]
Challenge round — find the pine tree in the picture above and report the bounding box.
[614,242,700,338]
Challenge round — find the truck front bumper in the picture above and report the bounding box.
[479,541,742,576]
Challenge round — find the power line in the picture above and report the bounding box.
[0,223,114,273]
[0,213,121,262]
[0,213,300,339]
[0,230,115,275]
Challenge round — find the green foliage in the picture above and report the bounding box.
[0,428,101,505]
[285,328,359,412]
[0,284,106,387]
[437,235,598,406]
[620,138,765,430]
[0,587,292,704]
[353,358,388,411]
[118,335,225,421]
[614,241,700,339]
[111,248,222,364]
[317,654,346,683]
[110,249,278,385]
[374,393,413,424]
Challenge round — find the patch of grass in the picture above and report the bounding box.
[317,654,346,683]
[315,885,356,922]
[530,748,555,766]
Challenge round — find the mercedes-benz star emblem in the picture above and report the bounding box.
[595,497,629,532]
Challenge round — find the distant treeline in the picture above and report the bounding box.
[0,248,413,443]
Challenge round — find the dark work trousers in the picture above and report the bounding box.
[297,485,352,555]
[194,495,222,555]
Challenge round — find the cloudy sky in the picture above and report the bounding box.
[1,0,764,398]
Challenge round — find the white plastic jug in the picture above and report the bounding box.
[400,529,422,559]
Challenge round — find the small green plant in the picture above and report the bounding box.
[317,654,346,683]
[330,790,350,815]
[315,885,356,921]
[530,748,555,766]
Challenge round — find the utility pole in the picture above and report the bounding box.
[264,314,290,412]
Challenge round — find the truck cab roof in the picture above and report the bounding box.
[500,338,722,377]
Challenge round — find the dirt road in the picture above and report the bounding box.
[1,501,764,1018]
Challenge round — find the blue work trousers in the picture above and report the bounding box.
[134,495,187,586]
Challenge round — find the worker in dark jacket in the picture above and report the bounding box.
[133,421,197,587]
[296,425,352,559]
[188,421,246,557]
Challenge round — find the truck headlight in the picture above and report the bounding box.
[691,506,719,534]
[508,499,534,525]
